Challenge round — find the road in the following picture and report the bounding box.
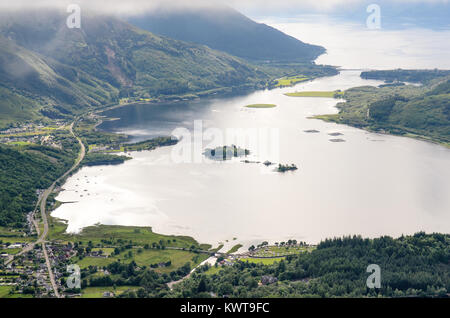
[4,198,41,265]
[167,256,216,290]
[165,247,246,290]
[6,122,85,298]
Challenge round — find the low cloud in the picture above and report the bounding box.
[1,0,448,15]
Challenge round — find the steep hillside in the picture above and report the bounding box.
[0,139,79,227]
[6,11,267,89]
[0,35,119,127]
[0,10,275,128]
[127,5,325,62]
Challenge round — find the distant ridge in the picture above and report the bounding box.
[127,5,325,62]
[0,8,334,129]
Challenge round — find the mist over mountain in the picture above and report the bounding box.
[127,5,325,62]
[0,32,119,126]
[0,9,278,127]
[0,5,335,128]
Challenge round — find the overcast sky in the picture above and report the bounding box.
[1,0,448,14]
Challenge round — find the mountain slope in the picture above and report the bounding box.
[0,142,77,227]
[0,35,119,127]
[0,9,276,128]
[1,10,269,91]
[315,73,450,145]
[127,5,325,62]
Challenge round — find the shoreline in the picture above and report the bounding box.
[87,69,339,129]
[311,114,450,149]
[51,70,449,247]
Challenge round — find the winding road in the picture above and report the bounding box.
[6,122,85,298]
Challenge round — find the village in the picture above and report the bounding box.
[0,223,314,298]
[0,240,75,297]
[0,120,69,148]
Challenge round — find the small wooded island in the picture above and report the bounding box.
[203,145,250,161]
[277,163,298,172]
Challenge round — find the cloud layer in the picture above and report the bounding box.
[1,0,448,15]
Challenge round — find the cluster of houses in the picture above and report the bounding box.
[0,121,67,148]
[0,131,63,149]
[88,249,108,258]
[216,253,235,267]
[0,123,42,135]
[0,242,78,297]
[0,242,26,259]
[40,134,63,149]
[47,244,76,264]
[0,248,53,296]
[89,144,123,153]
[0,121,68,135]
[0,134,39,144]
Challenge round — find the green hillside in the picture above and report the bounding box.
[0,10,270,128]
[0,10,336,129]
[315,73,450,146]
[0,139,79,227]
[0,35,119,127]
[128,5,325,63]
[10,12,265,91]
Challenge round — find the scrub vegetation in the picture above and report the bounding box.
[314,71,450,146]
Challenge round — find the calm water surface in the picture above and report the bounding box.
[52,19,450,249]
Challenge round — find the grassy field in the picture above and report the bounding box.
[251,245,315,257]
[75,248,209,274]
[132,249,208,274]
[46,219,212,275]
[310,114,340,122]
[244,104,276,108]
[285,90,344,98]
[240,257,285,265]
[75,256,114,269]
[91,247,114,256]
[104,146,125,153]
[210,244,224,253]
[81,286,139,298]
[0,248,21,255]
[274,75,309,87]
[0,285,12,297]
[0,226,26,237]
[0,237,34,244]
[48,219,210,250]
[0,285,32,298]
[204,265,224,276]
[226,244,243,254]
